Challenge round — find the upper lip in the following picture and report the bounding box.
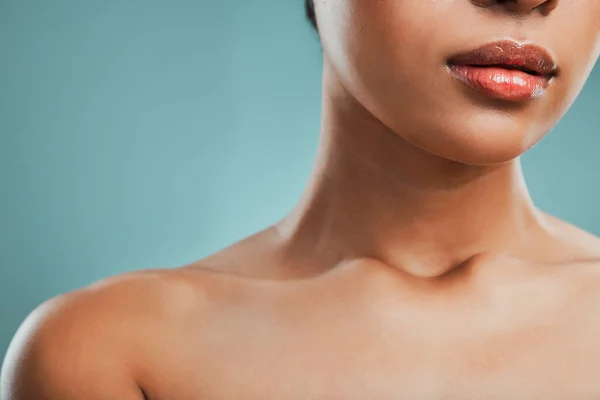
[447,40,558,77]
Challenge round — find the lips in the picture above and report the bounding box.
[446,40,558,102]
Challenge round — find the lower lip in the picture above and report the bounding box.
[448,65,551,102]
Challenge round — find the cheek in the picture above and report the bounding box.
[546,14,600,124]
[318,1,431,68]
[317,1,443,112]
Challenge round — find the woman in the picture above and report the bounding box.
[2,0,600,398]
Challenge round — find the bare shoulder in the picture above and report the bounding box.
[542,213,600,282]
[0,267,226,400]
[542,212,600,258]
[540,215,600,302]
[1,230,292,399]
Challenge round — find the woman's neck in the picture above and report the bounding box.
[275,62,553,279]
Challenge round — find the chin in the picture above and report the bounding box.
[397,111,547,166]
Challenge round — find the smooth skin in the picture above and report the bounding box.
[3,0,600,399]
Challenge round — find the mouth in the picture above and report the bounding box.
[466,63,543,76]
[446,40,558,102]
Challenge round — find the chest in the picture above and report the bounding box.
[143,270,600,400]
[149,314,600,400]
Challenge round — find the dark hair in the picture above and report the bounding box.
[305,0,318,31]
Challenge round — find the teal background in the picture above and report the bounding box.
[0,0,598,363]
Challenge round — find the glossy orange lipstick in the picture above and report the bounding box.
[447,40,558,102]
